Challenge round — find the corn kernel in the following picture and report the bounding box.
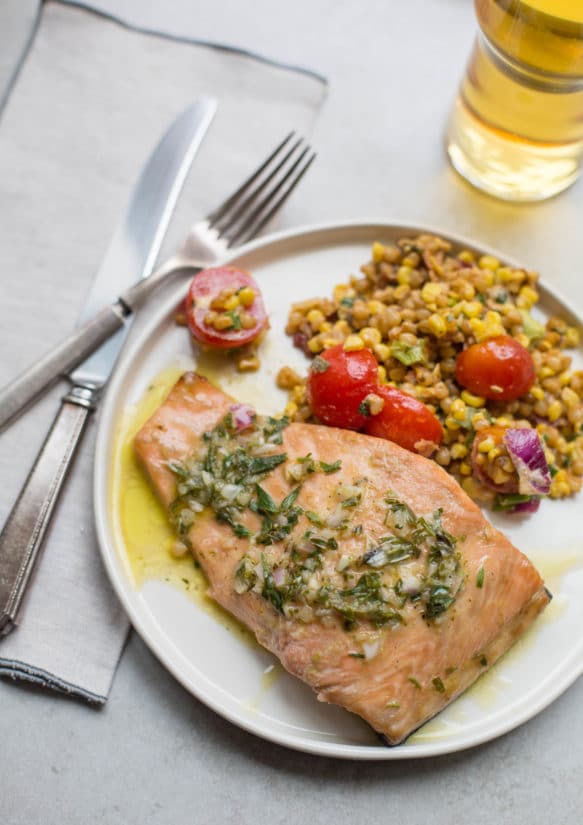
[377,365,387,383]
[373,343,391,361]
[214,313,235,330]
[482,310,505,339]
[372,242,385,263]
[517,286,539,310]
[238,286,255,307]
[479,255,499,271]
[488,447,503,461]
[237,355,260,372]
[530,386,545,401]
[360,326,382,347]
[458,250,475,264]
[223,295,239,311]
[397,266,412,285]
[427,313,447,337]
[333,319,351,335]
[471,412,490,430]
[307,337,323,353]
[284,401,298,418]
[343,334,365,352]
[450,443,468,459]
[462,301,483,319]
[461,389,485,408]
[539,366,555,379]
[365,393,385,416]
[459,461,472,476]
[469,318,486,340]
[515,334,530,349]
[478,437,495,453]
[559,371,573,386]
[421,282,442,304]
[333,284,351,303]
[394,284,410,301]
[445,416,461,431]
[306,308,325,329]
[547,400,563,422]
[367,300,384,315]
[562,387,579,407]
[322,337,339,349]
[565,327,580,347]
[450,398,467,421]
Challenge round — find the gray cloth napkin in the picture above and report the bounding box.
[0,0,326,702]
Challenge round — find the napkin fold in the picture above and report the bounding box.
[0,0,326,702]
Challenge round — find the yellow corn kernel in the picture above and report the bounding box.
[565,327,580,347]
[333,319,351,335]
[322,337,339,349]
[450,443,468,459]
[471,412,490,430]
[494,266,512,284]
[547,400,564,422]
[333,284,352,303]
[445,416,461,431]
[459,461,472,476]
[394,284,410,301]
[421,282,442,304]
[515,334,530,349]
[427,313,447,337]
[488,446,503,461]
[559,371,573,386]
[482,310,505,339]
[365,393,385,416]
[320,322,332,334]
[292,384,307,403]
[238,286,255,307]
[307,336,323,353]
[461,389,485,408]
[306,308,325,328]
[479,255,499,271]
[495,416,512,428]
[372,242,386,263]
[517,286,539,310]
[462,301,483,319]
[458,250,475,264]
[562,387,579,407]
[373,343,391,361]
[360,327,382,347]
[477,436,495,453]
[284,401,298,418]
[367,300,384,315]
[397,266,412,285]
[530,386,545,401]
[469,318,486,340]
[213,313,235,330]
[377,365,387,383]
[343,334,365,352]
[450,398,467,422]
[237,355,260,372]
[539,366,555,379]
[223,294,240,311]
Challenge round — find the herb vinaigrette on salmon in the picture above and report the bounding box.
[167,411,465,630]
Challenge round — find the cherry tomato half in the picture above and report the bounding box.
[306,345,379,430]
[185,267,268,350]
[363,385,443,455]
[455,335,535,401]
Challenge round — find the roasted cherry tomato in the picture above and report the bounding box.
[363,385,443,455]
[455,335,535,401]
[306,345,379,430]
[185,267,268,350]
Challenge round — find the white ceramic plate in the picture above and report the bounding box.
[94,222,583,759]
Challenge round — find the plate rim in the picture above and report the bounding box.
[94,219,583,760]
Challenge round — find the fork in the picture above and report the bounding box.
[0,132,316,432]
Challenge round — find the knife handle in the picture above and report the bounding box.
[0,303,126,433]
[0,387,95,636]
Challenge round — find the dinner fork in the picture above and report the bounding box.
[0,132,316,432]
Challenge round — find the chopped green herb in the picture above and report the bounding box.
[385,700,400,709]
[340,296,355,308]
[432,677,445,693]
[480,655,488,667]
[391,340,426,366]
[349,652,365,659]
[408,677,421,689]
[305,510,325,527]
[311,355,330,373]
[476,567,485,588]
[357,399,371,416]
[320,459,342,474]
[493,493,537,511]
[226,309,242,330]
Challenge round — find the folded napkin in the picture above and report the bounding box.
[0,0,326,702]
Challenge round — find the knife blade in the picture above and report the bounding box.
[0,99,216,635]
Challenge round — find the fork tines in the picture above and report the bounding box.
[207,133,316,247]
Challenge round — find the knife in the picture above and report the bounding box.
[0,98,216,635]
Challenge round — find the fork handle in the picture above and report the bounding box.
[0,303,127,433]
[0,388,95,635]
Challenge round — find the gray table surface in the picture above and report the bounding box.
[2,1,582,823]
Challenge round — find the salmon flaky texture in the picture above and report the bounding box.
[134,372,551,745]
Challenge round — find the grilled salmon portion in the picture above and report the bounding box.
[134,373,550,745]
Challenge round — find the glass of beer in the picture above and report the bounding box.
[446,1,583,201]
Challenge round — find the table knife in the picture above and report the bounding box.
[0,98,216,635]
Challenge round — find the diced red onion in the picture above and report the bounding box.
[503,428,551,496]
[229,403,255,431]
[272,567,286,587]
[513,498,541,513]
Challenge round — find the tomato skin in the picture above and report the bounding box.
[186,267,267,349]
[455,335,535,401]
[306,345,379,429]
[363,385,443,455]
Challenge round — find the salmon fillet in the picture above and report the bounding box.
[134,373,551,745]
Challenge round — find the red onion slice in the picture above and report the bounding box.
[503,428,551,496]
[229,403,255,431]
[513,497,541,513]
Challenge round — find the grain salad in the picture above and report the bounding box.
[277,234,583,508]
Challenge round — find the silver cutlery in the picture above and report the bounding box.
[0,117,315,636]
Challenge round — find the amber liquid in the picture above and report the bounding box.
[446,0,583,200]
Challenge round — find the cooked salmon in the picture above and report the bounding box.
[134,372,550,745]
